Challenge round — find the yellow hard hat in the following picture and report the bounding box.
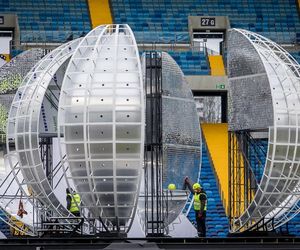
[193,183,201,189]
[168,183,176,190]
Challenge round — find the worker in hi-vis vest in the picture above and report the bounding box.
[184,177,207,237]
[66,188,81,217]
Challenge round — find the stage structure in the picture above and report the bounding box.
[57,24,145,233]
[0,24,201,236]
[138,51,201,236]
[228,29,300,233]
[4,39,82,235]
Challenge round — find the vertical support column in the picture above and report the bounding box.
[144,51,164,236]
[40,136,53,187]
[229,131,244,232]
[229,131,235,231]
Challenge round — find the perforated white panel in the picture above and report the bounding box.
[58,25,144,232]
[6,39,81,223]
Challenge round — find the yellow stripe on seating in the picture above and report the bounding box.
[208,55,226,76]
[87,0,113,28]
[202,123,228,213]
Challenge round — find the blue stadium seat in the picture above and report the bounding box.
[185,144,229,237]
[0,0,91,43]
[111,0,300,44]
[168,51,210,75]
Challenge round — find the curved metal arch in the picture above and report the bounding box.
[58,24,145,232]
[6,39,82,232]
[229,29,300,233]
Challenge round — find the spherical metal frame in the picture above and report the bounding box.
[229,29,300,233]
[57,24,145,233]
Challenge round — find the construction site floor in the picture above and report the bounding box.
[1,237,300,249]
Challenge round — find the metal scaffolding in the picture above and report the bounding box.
[144,51,166,236]
[229,131,271,232]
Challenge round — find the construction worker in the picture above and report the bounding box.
[184,177,207,237]
[66,188,81,217]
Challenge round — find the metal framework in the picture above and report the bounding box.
[138,51,199,235]
[0,24,197,237]
[57,24,145,233]
[228,29,300,233]
[4,39,81,234]
[229,131,268,231]
[143,51,165,236]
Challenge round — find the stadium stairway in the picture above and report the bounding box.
[201,123,228,212]
[208,55,225,76]
[87,0,112,28]
[184,142,229,237]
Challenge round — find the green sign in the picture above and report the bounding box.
[216,84,225,89]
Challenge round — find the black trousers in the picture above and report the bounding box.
[195,210,206,237]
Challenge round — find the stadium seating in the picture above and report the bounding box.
[249,138,267,184]
[0,209,10,237]
[185,144,229,237]
[0,0,90,42]
[111,0,300,44]
[168,51,210,75]
[0,49,45,94]
[290,51,300,64]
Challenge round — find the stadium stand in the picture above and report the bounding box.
[208,55,225,76]
[250,138,267,185]
[168,51,210,75]
[111,0,300,44]
[201,123,229,212]
[291,51,300,64]
[0,49,45,94]
[0,0,91,43]
[0,209,9,237]
[185,143,229,237]
[87,0,112,28]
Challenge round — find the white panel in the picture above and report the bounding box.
[6,39,82,228]
[58,24,144,232]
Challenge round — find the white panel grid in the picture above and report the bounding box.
[6,39,82,231]
[230,29,300,233]
[58,24,144,232]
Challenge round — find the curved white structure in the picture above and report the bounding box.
[58,24,144,232]
[228,29,300,232]
[6,39,81,227]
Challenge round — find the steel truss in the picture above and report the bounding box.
[143,51,165,236]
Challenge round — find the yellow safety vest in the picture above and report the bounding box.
[68,193,81,213]
[194,192,207,211]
